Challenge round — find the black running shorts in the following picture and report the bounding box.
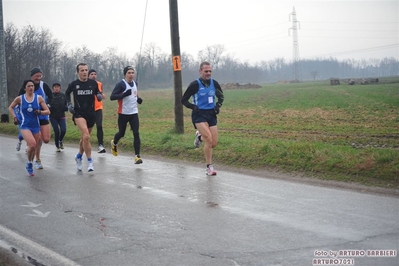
[191,110,217,128]
[73,112,96,128]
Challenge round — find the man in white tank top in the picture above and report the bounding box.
[109,66,144,164]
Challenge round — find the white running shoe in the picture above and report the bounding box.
[98,144,106,153]
[75,154,83,171]
[206,164,217,176]
[35,159,43,169]
[88,160,94,172]
[194,131,202,148]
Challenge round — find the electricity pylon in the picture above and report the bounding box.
[289,6,301,82]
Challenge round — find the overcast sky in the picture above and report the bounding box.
[3,0,398,64]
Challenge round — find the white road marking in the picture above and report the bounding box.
[26,209,51,218]
[20,201,42,208]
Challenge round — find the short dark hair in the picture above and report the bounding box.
[200,61,211,70]
[76,63,88,73]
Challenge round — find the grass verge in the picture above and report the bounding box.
[1,78,398,189]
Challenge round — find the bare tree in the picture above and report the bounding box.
[4,23,399,98]
[5,24,60,99]
[56,50,76,86]
[100,47,127,86]
[310,71,318,80]
[143,42,161,69]
[4,23,21,100]
[197,44,225,70]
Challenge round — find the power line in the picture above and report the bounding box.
[301,21,397,24]
[216,21,289,38]
[301,35,397,40]
[228,32,287,45]
[302,28,397,32]
[306,43,399,58]
[136,0,149,84]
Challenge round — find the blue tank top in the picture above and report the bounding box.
[36,81,49,120]
[19,94,41,131]
[193,78,216,110]
[13,105,22,121]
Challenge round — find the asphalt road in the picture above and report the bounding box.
[0,135,398,266]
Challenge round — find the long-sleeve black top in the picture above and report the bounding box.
[50,92,68,119]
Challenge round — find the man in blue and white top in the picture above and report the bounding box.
[181,61,224,176]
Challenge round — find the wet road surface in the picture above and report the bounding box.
[0,135,398,266]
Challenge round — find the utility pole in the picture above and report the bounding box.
[169,0,184,134]
[289,6,301,82]
[0,0,8,122]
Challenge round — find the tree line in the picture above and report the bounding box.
[4,23,399,101]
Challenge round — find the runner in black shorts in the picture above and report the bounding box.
[72,112,96,129]
[39,120,50,125]
[181,61,224,176]
[191,110,217,127]
[65,63,102,172]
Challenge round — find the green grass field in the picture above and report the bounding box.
[1,78,398,188]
